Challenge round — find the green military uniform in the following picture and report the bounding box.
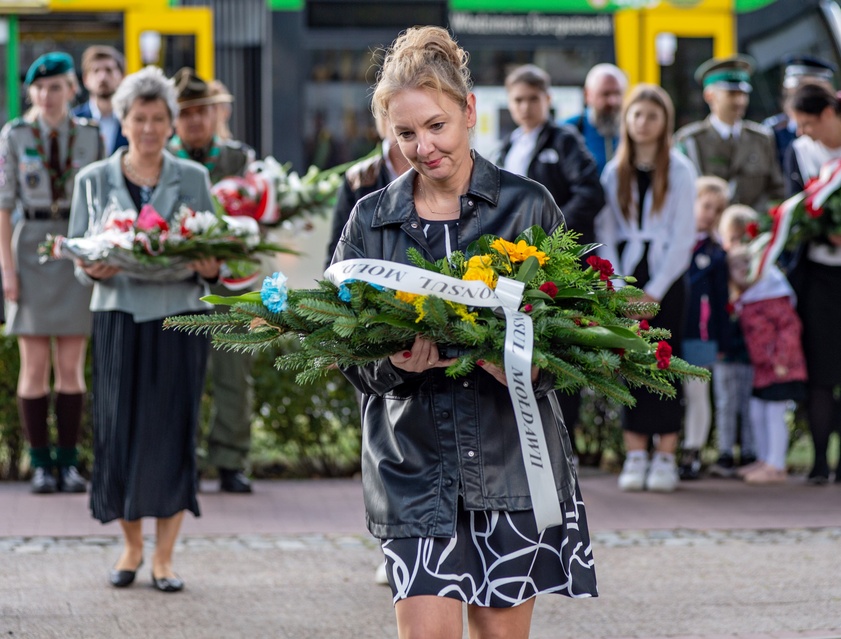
[168,132,258,476]
[674,55,785,211]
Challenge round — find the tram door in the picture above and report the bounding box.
[615,2,734,128]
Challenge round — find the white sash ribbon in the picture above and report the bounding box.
[325,258,563,531]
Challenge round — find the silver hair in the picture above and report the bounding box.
[584,63,628,91]
[112,65,179,122]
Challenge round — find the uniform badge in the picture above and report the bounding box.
[694,253,711,270]
[25,171,41,189]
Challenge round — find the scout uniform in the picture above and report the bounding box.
[675,55,785,212]
[168,67,257,492]
[0,52,105,490]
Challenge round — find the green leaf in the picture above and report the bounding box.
[515,255,540,285]
[201,291,263,306]
[564,326,649,351]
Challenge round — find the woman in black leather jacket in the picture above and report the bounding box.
[330,26,597,639]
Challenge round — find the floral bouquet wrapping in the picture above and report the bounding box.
[211,157,348,231]
[39,203,293,283]
[166,225,709,407]
[754,158,841,280]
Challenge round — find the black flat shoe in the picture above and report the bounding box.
[151,573,184,593]
[109,558,143,588]
[219,468,252,493]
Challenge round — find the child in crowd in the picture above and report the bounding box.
[724,208,807,483]
[679,177,731,480]
[711,205,758,477]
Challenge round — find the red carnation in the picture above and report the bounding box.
[639,319,650,331]
[655,340,672,370]
[523,304,533,312]
[745,221,759,239]
[586,255,615,281]
[539,281,558,298]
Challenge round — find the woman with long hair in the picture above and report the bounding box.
[596,83,697,492]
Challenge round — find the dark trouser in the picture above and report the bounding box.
[204,345,254,471]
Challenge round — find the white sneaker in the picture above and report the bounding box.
[374,562,389,586]
[646,454,679,492]
[618,453,648,491]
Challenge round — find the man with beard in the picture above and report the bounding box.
[564,63,627,174]
[72,46,127,156]
[169,67,257,494]
[675,55,784,212]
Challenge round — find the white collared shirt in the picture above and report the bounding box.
[710,115,743,141]
[503,127,540,177]
[88,100,120,155]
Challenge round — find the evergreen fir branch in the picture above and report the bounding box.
[163,312,248,335]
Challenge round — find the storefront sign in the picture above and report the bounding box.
[450,12,613,37]
[0,0,48,12]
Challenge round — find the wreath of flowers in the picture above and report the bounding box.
[165,225,709,406]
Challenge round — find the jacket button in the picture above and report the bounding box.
[442,411,450,418]
[410,222,418,228]
[467,450,475,458]
[462,381,469,388]
[444,478,453,487]
[467,200,474,207]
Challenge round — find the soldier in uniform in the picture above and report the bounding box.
[168,67,257,493]
[675,55,785,212]
[0,52,105,493]
[763,55,835,170]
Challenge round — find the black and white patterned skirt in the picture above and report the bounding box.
[381,484,598,607]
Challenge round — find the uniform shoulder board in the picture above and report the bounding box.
[674,120,707,140]
[6,117,30,130]
[742,119,773,137]
[762,113,786,130]
[74,117,100,129]
[221,138,255,159]
[346,153,385,191]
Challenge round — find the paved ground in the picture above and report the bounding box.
[1,472,841,639]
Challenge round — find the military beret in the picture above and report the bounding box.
[172,67,233,109]
[25,51,75,86]
[695,55,755,94]
[782,54,835,89]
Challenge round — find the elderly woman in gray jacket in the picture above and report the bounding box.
[68,66,218,593]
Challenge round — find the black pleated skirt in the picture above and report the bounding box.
[621,244,687,435]
[798,260,841,387]
[89,310,209,523]
[381,485,598,607]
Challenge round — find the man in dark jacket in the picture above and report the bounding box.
[72,45,128,155]
[493,64,605,443]
[493,64,604,247]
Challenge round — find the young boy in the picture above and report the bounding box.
[679,177,731,479]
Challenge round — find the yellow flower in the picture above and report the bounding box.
[449,302,478,325]
[491,238,548,266]
[463,254,497,288]
[412,296,427,323]
[395,290,420,304]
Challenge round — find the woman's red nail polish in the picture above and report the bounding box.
[403,351,412,358]
[477,360,485,366]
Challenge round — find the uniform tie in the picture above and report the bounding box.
[49,131,61,200]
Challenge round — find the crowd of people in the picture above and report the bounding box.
[1,26,839,634]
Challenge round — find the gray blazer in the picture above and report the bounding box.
[68,149,215,322]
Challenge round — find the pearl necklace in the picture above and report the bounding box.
[123,154,161,187]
